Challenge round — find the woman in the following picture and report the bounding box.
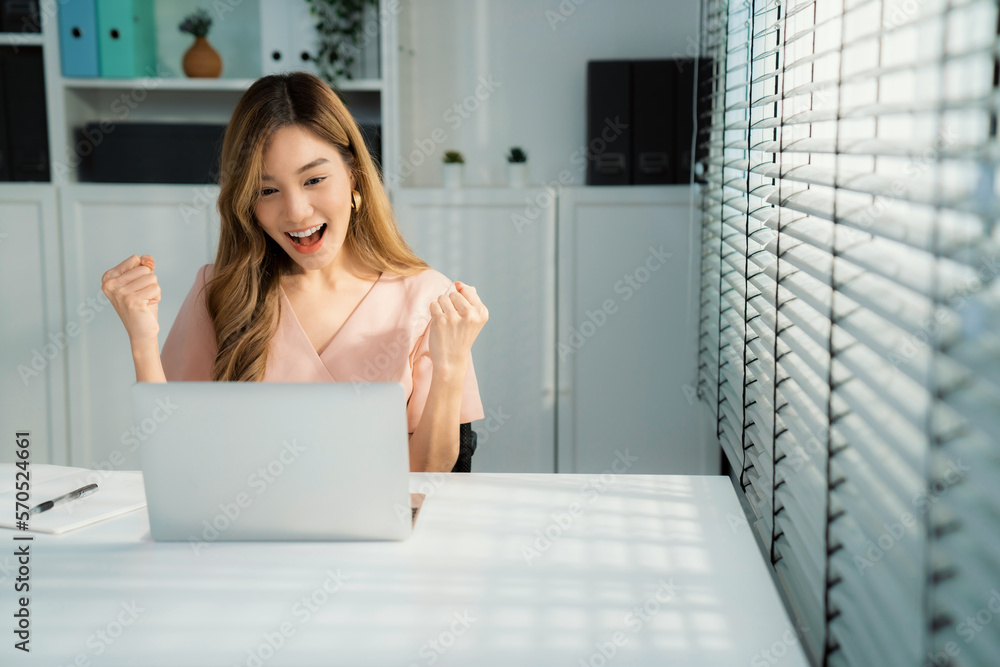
[100,72,488,473]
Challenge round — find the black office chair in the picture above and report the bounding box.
[450,423,478,472]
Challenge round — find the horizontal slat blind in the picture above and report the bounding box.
[697,0,1000,665]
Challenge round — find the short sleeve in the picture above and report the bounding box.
[405,286,485,434]
[160,264,217,381]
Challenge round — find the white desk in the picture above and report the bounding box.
[3,472,808,666]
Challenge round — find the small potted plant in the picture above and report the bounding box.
[180,8,222,78]
[442,150,464,188]
[506,146,528,187]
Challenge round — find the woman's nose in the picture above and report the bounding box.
[284,188,313,224]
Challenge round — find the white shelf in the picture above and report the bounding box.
[0,33,43,47]
[62,77,256,91]
[30,0,398,186]
[330,78,385,92]
[60,76,384,92]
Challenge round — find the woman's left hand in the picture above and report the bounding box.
[428,281,488,375]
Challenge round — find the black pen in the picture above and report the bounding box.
[28,483,99,515]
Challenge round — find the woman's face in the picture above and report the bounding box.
[253,124,356,273]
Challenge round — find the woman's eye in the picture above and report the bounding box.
[259,177,325,198]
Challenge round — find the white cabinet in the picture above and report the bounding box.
[393,187,558,472]
[557,186,713,474]
[0,185,66,464]
[59,185,219,470]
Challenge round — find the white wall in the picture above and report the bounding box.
[396,0,700,188]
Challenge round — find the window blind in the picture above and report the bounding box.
[696,0,1000,664]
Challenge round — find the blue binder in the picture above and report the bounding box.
[58,0,99,78]
[95,0,157,78]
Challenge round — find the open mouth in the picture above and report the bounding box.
[286,223,327,248]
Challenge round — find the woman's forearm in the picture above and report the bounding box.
[408,363,465,472]
[131,339,167,383]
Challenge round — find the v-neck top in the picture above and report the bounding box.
[160,264,485,433]
[277,270,383,359]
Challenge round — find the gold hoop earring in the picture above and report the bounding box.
[351,189,361,212]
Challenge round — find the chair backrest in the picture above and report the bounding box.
[451,422,478,473]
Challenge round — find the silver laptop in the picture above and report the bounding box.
[132,382,415,542]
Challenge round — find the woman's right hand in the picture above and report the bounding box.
[101,254,161,349]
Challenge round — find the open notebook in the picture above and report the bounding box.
[0,464,146,535]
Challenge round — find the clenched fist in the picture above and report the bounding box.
[427,281,488,375]
[101,254,161,348]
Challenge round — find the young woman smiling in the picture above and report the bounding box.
[100,72,488,473]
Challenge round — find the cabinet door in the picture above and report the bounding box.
[59,185,218,471]
[557,185,713,474]
[0,185,66,464]
[393,187,557,472]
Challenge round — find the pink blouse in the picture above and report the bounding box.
[160,264,485,433]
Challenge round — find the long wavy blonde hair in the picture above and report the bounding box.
[208,72,428,381]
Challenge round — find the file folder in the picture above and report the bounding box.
[586,60,632,185]
[1,0,40,33]
[58,0,99,78]
[95,0,156,78]
[0,54,7,181]
[0,46,50,181]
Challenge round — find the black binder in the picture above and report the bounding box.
[76,122,227,184]
[0,52,7,181]
[0,0,40,32]
[587,58,712,186]
[586,60,632,185]
[0,45,49,182]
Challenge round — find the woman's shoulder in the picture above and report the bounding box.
[383,266,455,298]
[197,263,215,283]
[179,263,215,303]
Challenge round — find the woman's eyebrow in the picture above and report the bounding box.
[261,158,329,182]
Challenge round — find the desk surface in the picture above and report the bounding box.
[3,472,808,667]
